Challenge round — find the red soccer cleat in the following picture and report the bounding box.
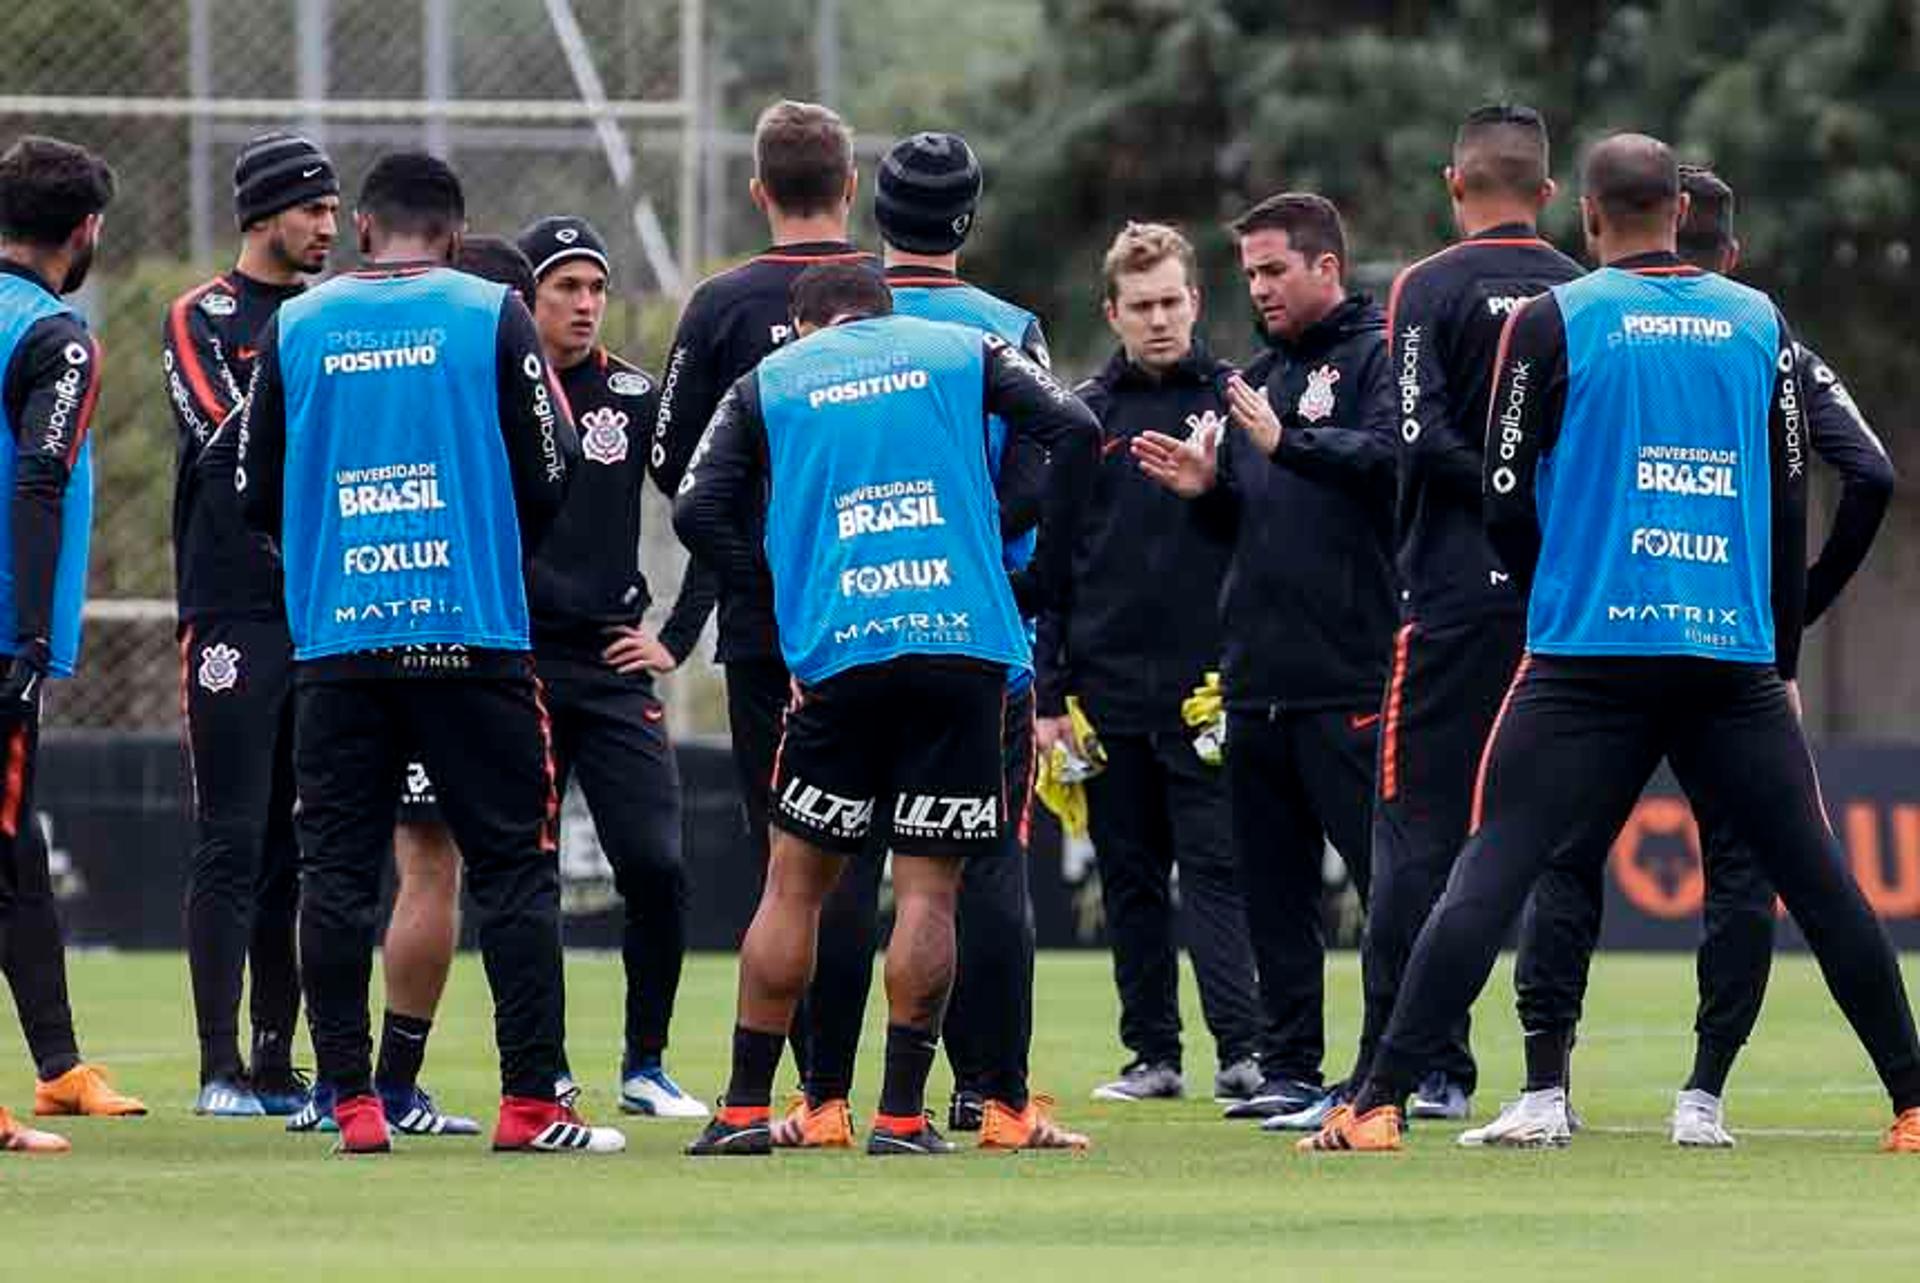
[332,1093,392,1155]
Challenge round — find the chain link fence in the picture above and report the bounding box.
[2,0,735,731]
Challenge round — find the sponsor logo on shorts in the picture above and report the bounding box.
[1629,526,1730,565]
[892,793,999,841]
[778,778,874,839]
[197,642,241,693]
[839,557,952,598]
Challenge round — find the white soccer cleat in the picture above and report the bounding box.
[1670,1089,1736,1148]
[619,1065,711,1119]
[1456,1087,1572,1149]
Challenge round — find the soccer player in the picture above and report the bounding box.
[513,213,707,1117]
[676,264,1098,1156]
[1285,105,1584,1130]
[1132,193,1396,1122]
[1038,221,1264,1107]
[779,132,1088,1151]
[0,136,145,1148]
[1476,163,1898,1150]
[1303,134,1920,1155]
[235,151,622,1154]
[647,108,873,1086]
[342,237,534,1141]
[168,131,338,1116]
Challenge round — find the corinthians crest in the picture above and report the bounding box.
[1297,365,1340,423]
[1184,409,1227,447]
[198,643,241,693]
[579,406,629,465]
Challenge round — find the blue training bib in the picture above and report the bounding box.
[1527,268,1781,664]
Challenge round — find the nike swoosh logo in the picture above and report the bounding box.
[1349,712,1381,731]
[301,166,323,178]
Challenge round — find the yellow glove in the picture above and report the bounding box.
[1035,697,1106,838]
[1181,671,1227,766]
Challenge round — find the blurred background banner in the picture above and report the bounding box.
[32,733,1920,951]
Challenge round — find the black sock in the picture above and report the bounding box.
[725,1026,786,1110]
[1351,1077,1406,1117]
[1523,1026,1573,1092]
[252,1026,293,1078]
[199,1037,244,1086]
[878,1023,938,1121]
[1889,1065,1920,1116]
[1684,1037,1740,1098]
[374,1010,432,1095]
[36,1052,81,1082]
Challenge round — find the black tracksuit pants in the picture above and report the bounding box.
[293,671,564,1101]
[802,687,1039,1107]
[1351,615,1525,1093]
[1369,655,1920,1114]
[1515,769,1778,1061]
[0,704,81,1080]
[1227,706,1377,1084]
[1087,728,1260,1074]
[540,660,686,1062]
[181,617,302,1082]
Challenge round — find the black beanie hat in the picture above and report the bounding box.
[874,132,982,255]
[517,215,611,283]
[233,132,338,228]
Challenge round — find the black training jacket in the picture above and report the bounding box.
[1033,343,1234,733]
[1207,294,1398,712]
[1795,342,1894,623]
[1386,223,1584,626]
[2,260,101,660]
[528,346,710,667]
[165,270,304,621]
[648,240,879,664]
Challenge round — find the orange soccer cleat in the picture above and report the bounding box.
[1,1105,70,1153]
[34,1064,147,1117]
[1295,1103,1404,1153]
[770,1094,854,1149]
[1883,1108,1920,1153]
[979,1095,1091,1152]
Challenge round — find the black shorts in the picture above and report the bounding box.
[771,656,1006,858]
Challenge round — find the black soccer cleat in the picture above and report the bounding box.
[867,1116,957,1156]
[947,1090,985,1133]
[685,1110,773,1157]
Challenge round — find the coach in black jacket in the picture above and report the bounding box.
[1134,193,1396,1119]
[1035,224,1262,1104]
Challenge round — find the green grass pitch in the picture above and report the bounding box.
[7,950,1920,1281]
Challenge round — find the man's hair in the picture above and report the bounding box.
[1453,103,1550,199]
[1102,221,1197,301]
[357,151,465,243]
[754,100,854,217]
[1677,164,1735,265]
[790,262,891,328]
[0,135,116,247]
[1582,133,1679,229]
[1229,192,1347,267]
[456,234,536,305]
